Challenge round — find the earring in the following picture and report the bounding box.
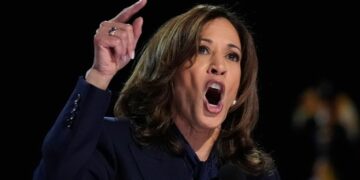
[232,100,237,105]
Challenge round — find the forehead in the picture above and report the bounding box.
[200,18,241,46]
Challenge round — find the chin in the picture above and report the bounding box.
[197,116,224,130]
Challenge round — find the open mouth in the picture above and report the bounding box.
[204,81,224,113]
[206,84,222,105]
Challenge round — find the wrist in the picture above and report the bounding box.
[85,69,113,90]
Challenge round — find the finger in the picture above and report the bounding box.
[132,16,143,46]
[101,22,138,59]
[111,0,147,23]
[103,24,134,59]
[116,45,132,68]
[98,21,138,59]
[108,31,129,61]
[122,24,135,59]
[114,41,129,64]
[94,33,127,58]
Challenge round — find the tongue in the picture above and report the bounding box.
[204,100,223,114]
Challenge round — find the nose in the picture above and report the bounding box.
[207,55,226,75]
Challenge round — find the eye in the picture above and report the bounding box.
[198,45,209,55]
[226,52,240,62]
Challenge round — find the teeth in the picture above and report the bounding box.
[210,83,221,90]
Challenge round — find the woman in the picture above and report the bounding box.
[34,0,280,179]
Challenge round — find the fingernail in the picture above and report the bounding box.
[131,51,135,59]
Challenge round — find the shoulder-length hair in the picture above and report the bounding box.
[114,4,274,175]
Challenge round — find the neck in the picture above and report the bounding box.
[174,119,221,161]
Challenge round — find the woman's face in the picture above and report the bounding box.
[172,17,241,131]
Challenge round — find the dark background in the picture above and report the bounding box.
[9,0,359,179]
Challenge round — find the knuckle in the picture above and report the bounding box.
[100,21,108,27]
[119,32,127,39]
[93,36,102,44]
[124,24,133,31]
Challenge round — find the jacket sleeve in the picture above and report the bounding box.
[33,77,114,180]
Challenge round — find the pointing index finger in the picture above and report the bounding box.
[112,0,147,23]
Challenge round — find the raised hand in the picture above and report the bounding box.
[86,0,147,89]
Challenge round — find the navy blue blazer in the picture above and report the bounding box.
[33,78,281,180]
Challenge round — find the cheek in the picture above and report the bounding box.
[174,64,204,94]
[229,66,241,97]
[172,71,193,102]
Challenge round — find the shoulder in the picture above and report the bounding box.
[103,116,133,135]
[98,116,136,146]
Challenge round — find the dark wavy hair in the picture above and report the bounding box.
[114,4,274,175]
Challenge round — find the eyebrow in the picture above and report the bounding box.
[201,38,241,51]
